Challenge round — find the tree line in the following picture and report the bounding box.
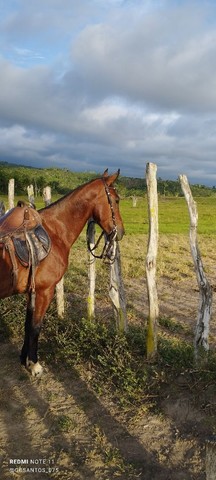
[0,161,215,197]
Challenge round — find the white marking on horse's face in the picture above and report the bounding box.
[26,358,43,377]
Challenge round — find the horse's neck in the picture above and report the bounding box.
[41,184,95,248]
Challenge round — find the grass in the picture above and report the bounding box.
[121,196,216,234]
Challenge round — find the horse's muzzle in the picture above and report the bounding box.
[117,226,125,241]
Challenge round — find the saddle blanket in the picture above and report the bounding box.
[12,224,51,267]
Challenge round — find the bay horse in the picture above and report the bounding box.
[0,170,124,376]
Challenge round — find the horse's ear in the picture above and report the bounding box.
[105,169,120,186]
[102,168,109,178]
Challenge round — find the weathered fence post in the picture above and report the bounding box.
[27,184,35,206]
[0,201,5,217]
[132,195,138,207]
[8,179,15,210]
[87,220,96,321]
[146,163,159,360]
[179,174,212,357]
[206,437,216,480]
[109,241,127,332]
[55,277,65,319]
[43,186,52,206]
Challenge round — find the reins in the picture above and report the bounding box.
[87,179,118,263]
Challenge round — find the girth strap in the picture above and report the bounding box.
[26,232,36,310]
[5,236,19,289]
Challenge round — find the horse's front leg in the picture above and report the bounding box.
[20,287,55,377]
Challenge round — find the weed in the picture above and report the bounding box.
[158,336,194,370]
[56,414,74,432]
[159,316,185,333]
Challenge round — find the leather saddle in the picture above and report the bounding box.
[0,202,51,293]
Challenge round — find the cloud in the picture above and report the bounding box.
[72,2,216,112]
[0,0,216,184]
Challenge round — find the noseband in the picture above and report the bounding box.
[87,180,118,262]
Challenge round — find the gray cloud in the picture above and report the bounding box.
[0,0,216,184]
[73,3,216,111]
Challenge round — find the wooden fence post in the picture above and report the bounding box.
[146,163,159,360]
[27,184,35,206]
[43,186,52,206]
[206,437,216,480]
[179,174,212,356]
[8,179,15,210]
[132,195,138,207]
[87,220,96,321]
[0,201,5,217]
[109,241,127,332]
[55,277,65,319]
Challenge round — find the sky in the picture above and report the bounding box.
[1,0,216,185]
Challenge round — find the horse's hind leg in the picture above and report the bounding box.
[20,287,55,377]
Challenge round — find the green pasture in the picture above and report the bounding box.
[1,194,216,235]
[121,196,216,235]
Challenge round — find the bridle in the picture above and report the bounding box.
[86,179,118,262]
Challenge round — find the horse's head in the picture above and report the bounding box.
[93,169,125,242]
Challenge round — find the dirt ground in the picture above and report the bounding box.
[0,242,216,479]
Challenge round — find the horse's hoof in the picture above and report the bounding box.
[26,359,43,377]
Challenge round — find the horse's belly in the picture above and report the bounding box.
[0,254,29,299]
